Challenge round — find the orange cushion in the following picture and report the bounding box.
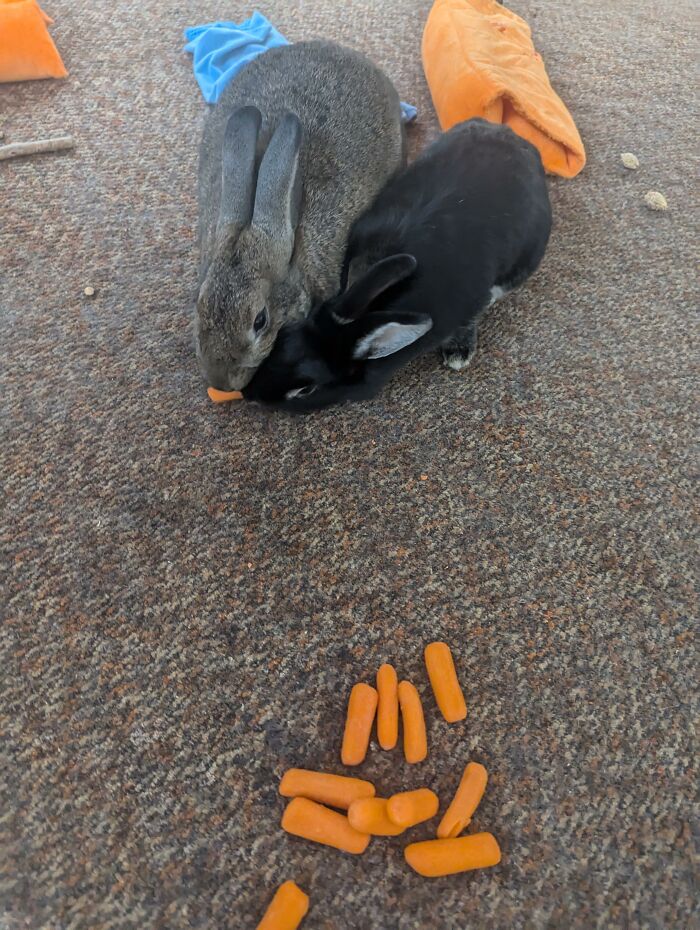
[0,0,67,83]
[422,0,585,178]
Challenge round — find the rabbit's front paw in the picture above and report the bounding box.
[441,321,478,372]
[442,348,474,371]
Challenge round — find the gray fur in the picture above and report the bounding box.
[195,40,405,390]
[251,112,303,278]
[217,107,261,240]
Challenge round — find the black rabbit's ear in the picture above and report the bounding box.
[337,254,418,322]
[352,311,432,359]
[252,112,304,277]
[217,106,262,241]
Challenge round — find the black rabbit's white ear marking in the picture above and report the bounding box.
[331,309,353,326]
[353,315,432,360]
[285,383,317,400]
[218,106,262,241]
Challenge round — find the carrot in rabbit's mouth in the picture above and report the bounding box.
[207,387,243,403]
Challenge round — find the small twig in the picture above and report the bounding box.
[0,135,75,161]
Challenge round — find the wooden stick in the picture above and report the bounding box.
[0,135,74,161]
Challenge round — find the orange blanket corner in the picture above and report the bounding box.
[0,0,67,84]
[422,0,585,178]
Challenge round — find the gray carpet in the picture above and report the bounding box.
[1,1,697,928]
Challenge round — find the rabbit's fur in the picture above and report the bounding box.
[195,41,405,390]
[244,119,552,411]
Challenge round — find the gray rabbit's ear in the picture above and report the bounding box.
[252,112,303,276]
[352,311,432,360]
[217,106,262,241]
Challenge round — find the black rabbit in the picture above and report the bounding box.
[244,118,552,411]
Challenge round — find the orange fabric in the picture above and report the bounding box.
[422,0,585,178]
[0,0,67,83]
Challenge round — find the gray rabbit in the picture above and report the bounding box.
[194,40,406,391]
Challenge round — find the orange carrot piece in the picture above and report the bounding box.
[341,683,378,766]
[281,797,370,855]
[424,642,467,722]
[404,833,501,877]
[256,880,309,930]
[347,797,405,836]
[386,788,439,828]
[207,386,243,403]
[279,769,375,811]
[437,762,488,838]
[398,680,427,764]
[376,663,399,750]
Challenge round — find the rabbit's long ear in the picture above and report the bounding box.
[335,254,418,322]
[217,106,262,240]
[252,112,303,276]
[352,311,432,359]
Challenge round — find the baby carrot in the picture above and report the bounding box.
[398,680,427,764]
[281,797,370,855]
[347,797,405,836]
[376,663,399,750]
[424,642,467,722]
[341,682,378,766]
[404,833,501,877]
[207,386,243,403]
[437,762,488,838]
[256,880,309,930]
[386,788,439,828]
[280,769,375,811]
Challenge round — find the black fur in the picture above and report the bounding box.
[244,118,552,411]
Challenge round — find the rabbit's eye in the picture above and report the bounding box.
[286,384,317,400]
[253,308,269,335]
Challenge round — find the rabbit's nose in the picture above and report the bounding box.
[209,375,230,391]
[227,366,257,390]
[199,359,231,392]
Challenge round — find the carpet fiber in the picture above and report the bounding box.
[1,1,697,928]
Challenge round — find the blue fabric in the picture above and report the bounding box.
[184,12,417,121]
[184,13,288,104]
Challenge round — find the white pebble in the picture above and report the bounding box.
[84,286,96,297]
[620,152,639,170]
[644,191,668,212]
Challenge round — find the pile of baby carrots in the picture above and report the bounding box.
[255,642,500,929]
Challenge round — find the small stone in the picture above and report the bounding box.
[644,191,668,212]
[620,152,639,170]
[83,286,96,297]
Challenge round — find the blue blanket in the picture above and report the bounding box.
[184,11,417,122]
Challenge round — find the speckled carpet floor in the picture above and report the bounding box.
[1,1,697,928]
